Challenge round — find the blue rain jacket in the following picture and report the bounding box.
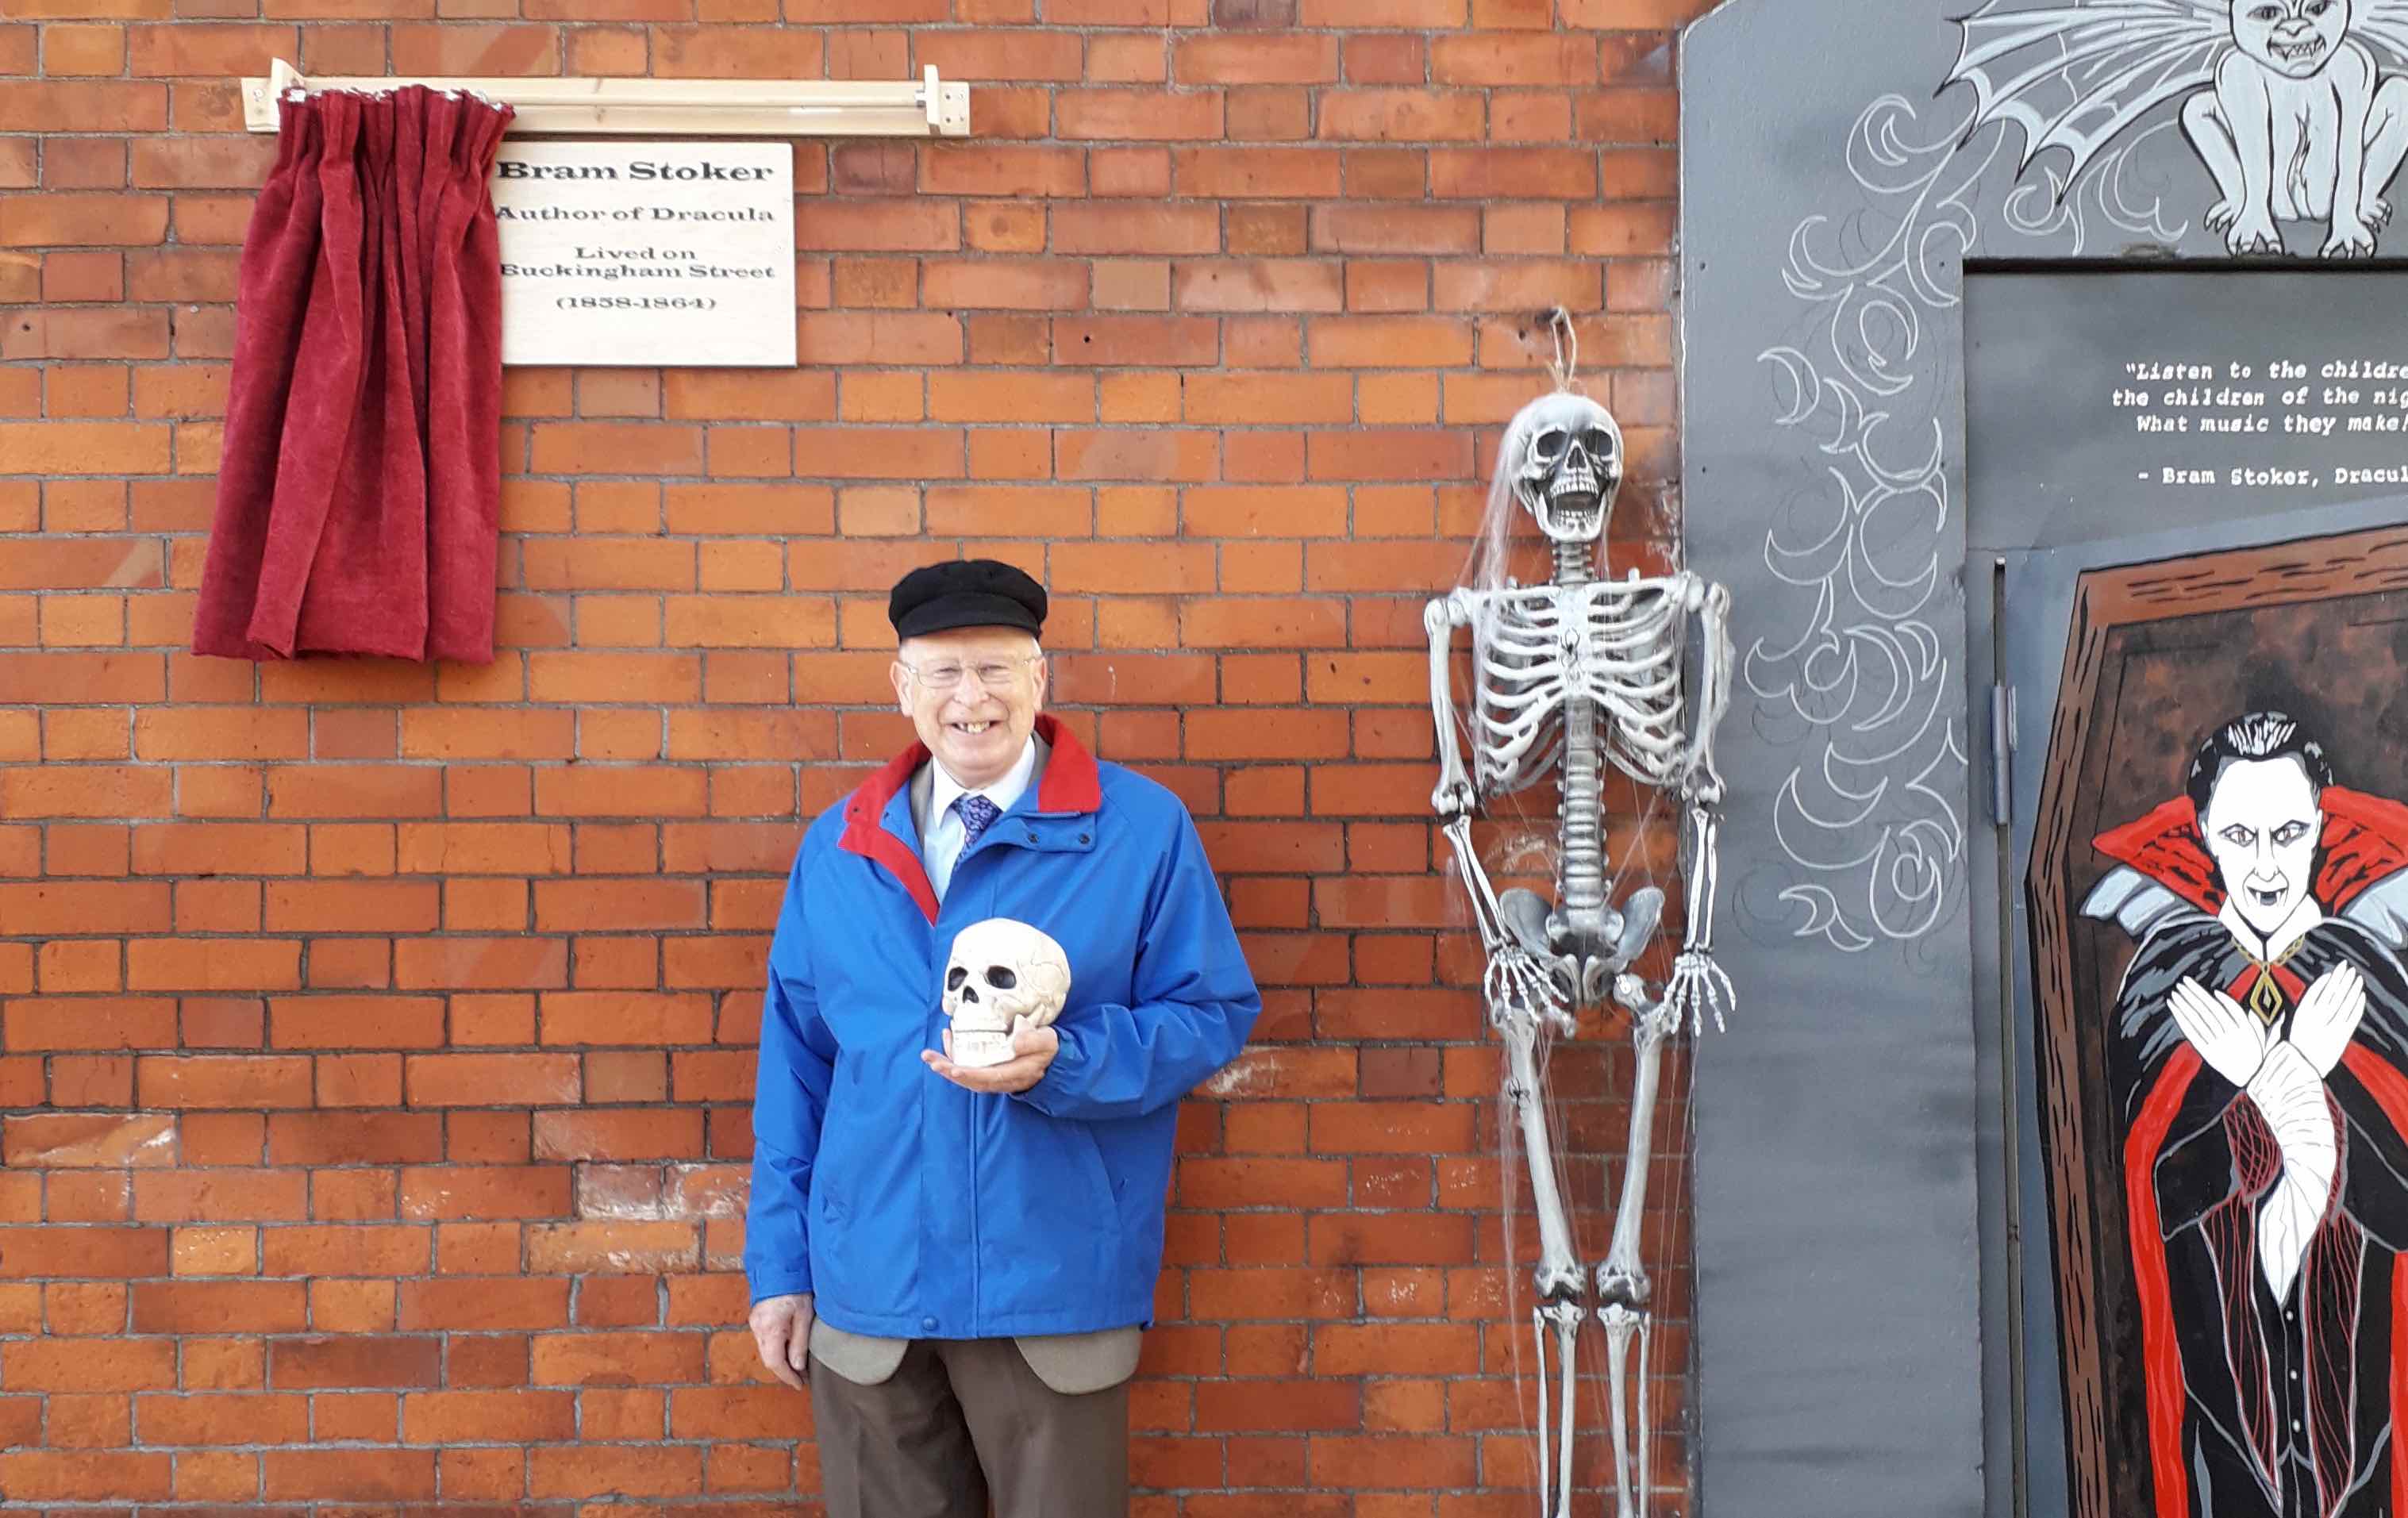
[744,716,1261,1338]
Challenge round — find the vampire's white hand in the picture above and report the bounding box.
[2290,963,2367,1077]
[2168,977,2273,1089]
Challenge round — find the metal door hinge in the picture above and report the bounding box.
[1988,682,2016,827]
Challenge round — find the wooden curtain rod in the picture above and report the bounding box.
[240,60,972,137]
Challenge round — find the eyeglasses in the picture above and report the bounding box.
[900,656,1039,692]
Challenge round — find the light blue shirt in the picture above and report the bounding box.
[920,738,1038,902]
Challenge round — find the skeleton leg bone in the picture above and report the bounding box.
[1594,990,1677,1518]
[1501,991,1585,1518]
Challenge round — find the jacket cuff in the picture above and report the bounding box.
[749,1274,813,1306]
[1017,1022,1090,1116]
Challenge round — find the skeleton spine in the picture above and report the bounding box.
[1552,538,1607,920]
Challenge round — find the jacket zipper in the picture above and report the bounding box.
[967,1075,981,1330]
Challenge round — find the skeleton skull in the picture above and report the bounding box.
[941,917,1072,1069]
[1506,391,1622,546]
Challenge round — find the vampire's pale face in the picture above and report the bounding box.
[2233,0,2349,79]
[2202,755,2324,939]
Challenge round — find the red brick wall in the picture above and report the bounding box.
[0,0,1707,1508]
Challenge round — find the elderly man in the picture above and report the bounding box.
[744,558,1260,1517]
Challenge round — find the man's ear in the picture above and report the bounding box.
[1029,648,1050,706]
[890,657,913,714]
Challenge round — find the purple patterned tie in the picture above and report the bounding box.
[956,794,1001,845]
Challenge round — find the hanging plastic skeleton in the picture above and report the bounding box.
[1423,313,1734,1518]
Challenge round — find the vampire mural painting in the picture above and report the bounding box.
[2083,712,2408,1516]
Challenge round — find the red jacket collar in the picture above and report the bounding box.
[837,716,1101,924]
[2094,787,2408,916]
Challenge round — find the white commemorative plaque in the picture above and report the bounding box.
[491,140,794,367]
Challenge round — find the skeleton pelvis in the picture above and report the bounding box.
[1498,885,1664,1005]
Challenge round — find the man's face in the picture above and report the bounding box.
[890,627,1047,791]
[2202,755,2324,938]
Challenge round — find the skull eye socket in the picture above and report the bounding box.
[984,966,1018,990]
[1531,428,1569,462]
[1583,429,1617,463]
[946,966,969,991]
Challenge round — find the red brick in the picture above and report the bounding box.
[4,991,176,1053]
[137,1390,310,1445]
[0,1448,171,1501]
[397,1274,568,1330]
[2,1333,175,1387]
[269,1335,443,1389]
[402,1388,576,1443]
[398,1165,571,1221]
[526,1220,700,1274]
[266,1111,443,1166]
[262,1447,437,1501]
[131,1279,306,1332]
[135,1054,310,1108]
[533,1109,706,1162]
[404,1052,580,1106]
[4,1112,174,1166]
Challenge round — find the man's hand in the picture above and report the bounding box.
[2168,977,2273,1089]
[2291,963,2367,1076]
[923,1015,1060,1095]
[748,1292,813,1391]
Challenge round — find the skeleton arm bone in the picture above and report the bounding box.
[1425,594,1478,820]
[1648,577,1737,1034]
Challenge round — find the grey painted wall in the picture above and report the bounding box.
[1673,1,2355,1512]
[1680,10,1983,1516]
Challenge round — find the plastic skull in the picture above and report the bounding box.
[1506,390,1622,545]
[941,917,1073,1069]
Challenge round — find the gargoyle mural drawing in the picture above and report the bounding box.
[1952,0,2408,256]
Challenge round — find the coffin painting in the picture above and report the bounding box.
[2028,527,2408,1517]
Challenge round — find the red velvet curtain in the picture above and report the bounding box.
[194,86,513,663]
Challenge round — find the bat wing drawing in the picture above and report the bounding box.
[1947,1,2227,187]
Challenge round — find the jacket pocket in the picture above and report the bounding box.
[987,1109,1117,1313]
[811,1090,919,1317]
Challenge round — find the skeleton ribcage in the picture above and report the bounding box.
[1466,581,1685,803]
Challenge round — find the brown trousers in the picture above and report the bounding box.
[809,1337,1130,1518]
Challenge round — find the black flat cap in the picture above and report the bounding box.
[888,559,1048,641]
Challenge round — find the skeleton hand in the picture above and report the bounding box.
[2324,213,2378,259]
[1658,948,1735,1037]
[1485,947,1571,1037]
[2168,977,2271,1089]
[2290,963,2366,1077]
